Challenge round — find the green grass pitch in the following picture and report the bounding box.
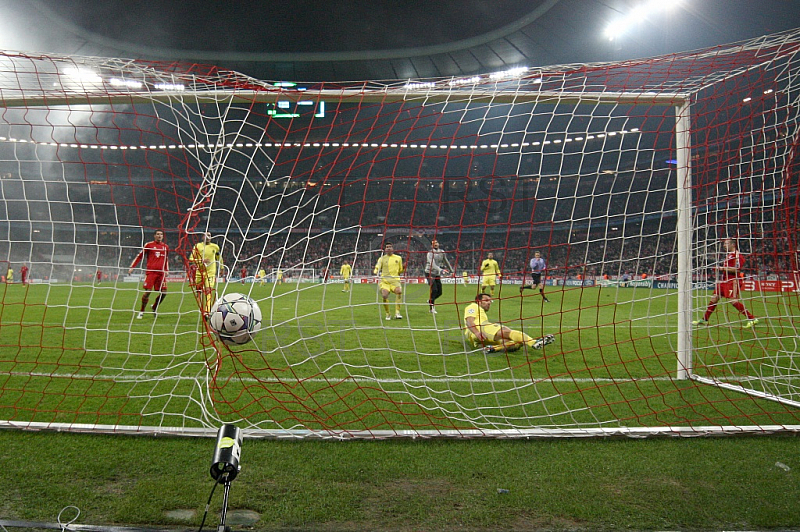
[0,280,798,434]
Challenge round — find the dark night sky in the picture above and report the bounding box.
[2,0,800,80]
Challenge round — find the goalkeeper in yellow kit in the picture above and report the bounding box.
[374,242,404,320]
[191,232,222,316]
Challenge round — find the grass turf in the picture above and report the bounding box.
[1,280,798,434]
[0,430,798,531]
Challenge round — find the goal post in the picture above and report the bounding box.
[676,99,694,380]
[1,30,800,438]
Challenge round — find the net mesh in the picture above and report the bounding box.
[0,31,799,437]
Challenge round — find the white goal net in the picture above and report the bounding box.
[0,30,799,438]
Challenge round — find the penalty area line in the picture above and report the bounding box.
[5,370,690,385]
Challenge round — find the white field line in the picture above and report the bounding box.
[8,319,683,330]
[0,370,748,385]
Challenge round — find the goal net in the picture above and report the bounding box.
[1,30,799,438]
[271,268,318,284]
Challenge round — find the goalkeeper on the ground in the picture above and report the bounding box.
[191,232,222,316]
[374,242,404,320]
[464,293,554,353]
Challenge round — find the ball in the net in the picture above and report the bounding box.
[209,292,263,345]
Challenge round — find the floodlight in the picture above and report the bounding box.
[63,66,102,83]
[604,0,685,41]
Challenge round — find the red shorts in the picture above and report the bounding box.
[715,279,740,299]
[143,272,167,292]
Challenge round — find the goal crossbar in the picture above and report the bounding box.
[0,88,691,108]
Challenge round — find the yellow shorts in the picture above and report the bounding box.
[379,280,401,294]
[465,323,502,346]
[482,276,497,287]
[195,269,218,289]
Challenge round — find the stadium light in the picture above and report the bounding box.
[604,0,684,41]
[1,126,639,154]
[154,82,185,91]
[489,67,529,81]
[404,81,436,90]
[448,76,482,87]
[63,66,102,84]
[109,78,144,90]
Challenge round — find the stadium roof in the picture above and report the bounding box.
[1,0,799,82]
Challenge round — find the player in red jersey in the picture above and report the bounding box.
[240,266,248,284]
[128,229,169,319]
[20,264,29,285]
[694,238,758,328]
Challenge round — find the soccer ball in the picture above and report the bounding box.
[208,293,262,345]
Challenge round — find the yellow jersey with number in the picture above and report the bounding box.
[374,254,403,284]
[192,242,221,272]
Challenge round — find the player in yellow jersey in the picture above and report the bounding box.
[461,271,469,286]
[464,293,555,353]
[257,268,267,286]
[373,242,404,320]
[190,232,222,316]
[479,252,501,295]
[340,261,353,292]
[276,268,283,284]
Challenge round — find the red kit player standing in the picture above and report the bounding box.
[694,238,758,328]
[128,229,169,319]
